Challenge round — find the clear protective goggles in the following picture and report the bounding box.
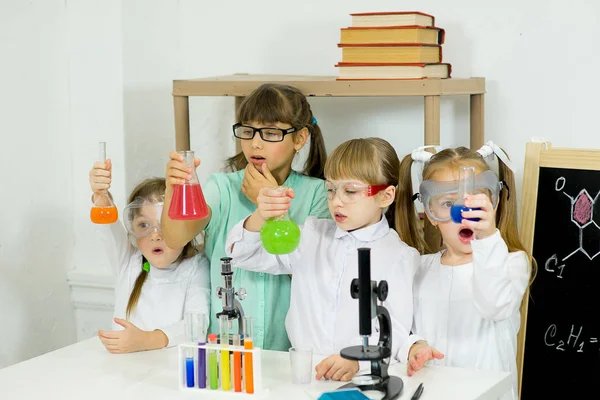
[123,197,164,239]
[325,180,389,204]
[415,170,503,223]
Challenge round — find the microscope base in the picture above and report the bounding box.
[338,376,403,400]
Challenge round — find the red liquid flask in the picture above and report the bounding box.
[91,141,118,224]
[168,150,209,220]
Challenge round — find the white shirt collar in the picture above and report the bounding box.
[333,215,390,242]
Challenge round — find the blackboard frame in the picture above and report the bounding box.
[517,141,600,398]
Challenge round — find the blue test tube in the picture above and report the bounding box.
[184,313,196,388]
[184,312,207,388]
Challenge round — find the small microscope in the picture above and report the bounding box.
[338,248,403,400]
[216,257,246,336]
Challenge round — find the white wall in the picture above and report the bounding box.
[120,0,600,203]
[0,0,76,368]
[2,0,600,367]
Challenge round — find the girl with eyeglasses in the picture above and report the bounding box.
[88,161,210,353]
[225,137,419,382]
[162,84,330,351]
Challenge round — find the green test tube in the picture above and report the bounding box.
[208,333,219,390]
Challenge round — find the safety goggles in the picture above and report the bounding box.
[325,180,389,204]
[123,197,164,238]
[415,170,503,223]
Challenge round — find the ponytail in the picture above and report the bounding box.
[126,256,149,320]
[395,154,432,254]
[496,158,523,253]
[225,152,247,173]
[302,122,326,179]
[493,150,537,282]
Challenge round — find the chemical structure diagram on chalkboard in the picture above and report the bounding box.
[556,177,600,261]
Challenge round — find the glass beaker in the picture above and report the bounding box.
[260,187,301,254]
[90,141,118,224]
[168,150,209,220]
[450,166,482,224]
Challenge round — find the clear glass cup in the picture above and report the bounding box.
[289,347,313,384]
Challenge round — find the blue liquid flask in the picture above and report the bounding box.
[450,166,481,224]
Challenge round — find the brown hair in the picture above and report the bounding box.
[324,137,400,229]
[397,146,536,280]
[125,177,199,319]
[225,83,327,179]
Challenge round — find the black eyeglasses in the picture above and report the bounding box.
[232,123,299,143]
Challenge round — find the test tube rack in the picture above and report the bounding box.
[178,342,263,396]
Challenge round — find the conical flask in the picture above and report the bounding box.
[450,166,481,223]
[168,150,209,220]
[90,141,118,224]
[260,187,301,254]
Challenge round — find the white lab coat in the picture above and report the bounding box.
[98,220,210,346]
[399,230,529,400]
[225,215,419,364]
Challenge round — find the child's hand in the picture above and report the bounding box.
[98,318,160,354]
[407,341,445,376]
[242,162,278,205]
[255,186,295,222]
[314,355,359,382]
[89,159,112,199]
[165,151,200,190]
[461,193,497,239]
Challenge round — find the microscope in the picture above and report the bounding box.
[216,257,246,336]
[338,248,403,400]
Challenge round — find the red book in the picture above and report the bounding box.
[338,43,442,64]
[335,62,452,80]
[350,11,435,27]
[340,25,445,45]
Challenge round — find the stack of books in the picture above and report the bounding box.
[335,11,452,80]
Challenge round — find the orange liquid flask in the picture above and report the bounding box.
[168,150,209,220]
[91,141,118,224]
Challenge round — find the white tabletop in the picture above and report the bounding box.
[0,337,510,400]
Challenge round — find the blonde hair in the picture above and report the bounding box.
[226,83,327,179]
[125,177,200,320]
[325,137,400,229]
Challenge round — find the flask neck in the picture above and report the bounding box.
[179,150,199,184]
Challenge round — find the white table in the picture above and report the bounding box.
[0,338,510,399]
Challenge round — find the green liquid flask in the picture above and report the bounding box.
[260,212,301,254]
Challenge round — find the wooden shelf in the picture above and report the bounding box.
[172,74,486,155]
[174,74,485,97]
[172,73,485,253]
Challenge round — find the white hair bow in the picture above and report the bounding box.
[411,145,442,188]
[477,141,514,172]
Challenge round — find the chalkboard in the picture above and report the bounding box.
[518,143,600,398]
